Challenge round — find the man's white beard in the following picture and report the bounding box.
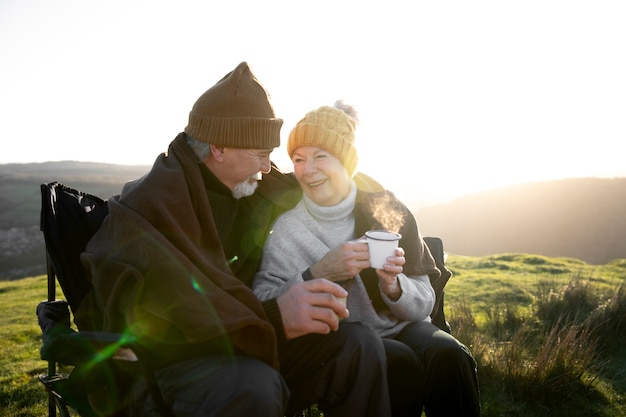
[232,178,258,199]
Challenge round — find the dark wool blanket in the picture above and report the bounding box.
[78,134,278,368]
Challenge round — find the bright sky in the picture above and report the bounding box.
[2,0,625,204]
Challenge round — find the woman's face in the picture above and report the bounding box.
[292,146,351,207]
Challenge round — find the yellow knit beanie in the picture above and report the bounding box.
[184,62,282,149]
[287,101,359,176]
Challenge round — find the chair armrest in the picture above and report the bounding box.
[37,300,139,365]
[42,331,139,365]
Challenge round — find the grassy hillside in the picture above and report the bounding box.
[443,253,626,416]
[1,253,624,417]
[0,275,52,417]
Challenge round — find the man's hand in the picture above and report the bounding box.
[309,239,370,282]
[276,279,349,340]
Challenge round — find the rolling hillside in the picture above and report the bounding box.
[0,162,149,279]
[0,162,624,279]
[417,177,626,264]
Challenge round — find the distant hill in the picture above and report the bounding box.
[0,162,624,279]
[417,177,626,265]
[0,161,149,279]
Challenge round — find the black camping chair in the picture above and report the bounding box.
[424,236,453,333]
[37,182,173,417]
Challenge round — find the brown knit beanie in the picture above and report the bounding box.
[184,62,282,149]
[287,102,359,176]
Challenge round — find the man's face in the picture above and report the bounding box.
[222,147,273,199]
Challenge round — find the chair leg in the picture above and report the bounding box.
[39,374,72,417]
[48,391,56,417]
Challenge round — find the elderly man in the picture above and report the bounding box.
[77,62,391,417]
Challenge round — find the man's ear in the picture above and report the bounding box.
[210,144,226,163]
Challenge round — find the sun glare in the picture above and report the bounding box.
[1,1,624,203]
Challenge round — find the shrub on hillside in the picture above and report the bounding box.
[448,276,623,416]
[586,284,626,352]
[535,277,598,327]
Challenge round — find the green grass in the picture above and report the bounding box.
[0,276,50,417]
[445,253,625,322]
[445,253,626,417]
[1,254,625,417]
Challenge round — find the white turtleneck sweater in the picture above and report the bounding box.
[253,181,435,338]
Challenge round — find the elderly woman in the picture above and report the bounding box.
[253,101,481,416]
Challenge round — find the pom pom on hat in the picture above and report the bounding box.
[184,62,283,149]
[333,99,360,124]
[287,100,359,176]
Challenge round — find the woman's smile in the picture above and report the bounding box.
[307,179,327,188]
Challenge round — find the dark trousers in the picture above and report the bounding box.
[132,355,288,417]
[385,320,481,417]
[279,321,392,417]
